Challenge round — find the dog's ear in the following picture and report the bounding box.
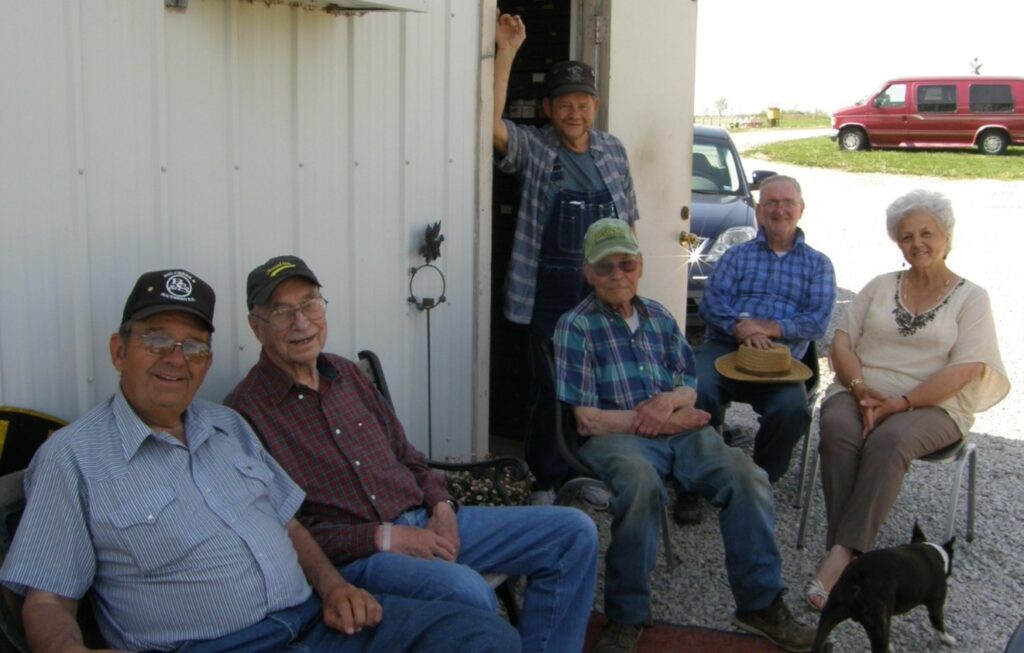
[911,520,926,543]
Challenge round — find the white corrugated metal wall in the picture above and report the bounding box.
[0,0,483,458]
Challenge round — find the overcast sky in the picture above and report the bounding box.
[694,0,1024,116]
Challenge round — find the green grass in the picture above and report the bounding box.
[746,136,1024,180]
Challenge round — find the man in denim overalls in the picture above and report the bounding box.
[494,13,639,504]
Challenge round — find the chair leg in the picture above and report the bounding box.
[794,422,815,509]
[942,443,974,543]
[796,449,819,549]
[966,444,977,543]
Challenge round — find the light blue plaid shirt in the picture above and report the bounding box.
[555,294,696,410]
[496,120,640,324]
[698,227,836,359]
[0,392,310,652]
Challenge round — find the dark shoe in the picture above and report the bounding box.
[594,620,644,653]
[672,492,703,525]
[732,595,816,652]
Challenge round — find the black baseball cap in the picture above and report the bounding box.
[246,255,321,310]
[547,60,597,98]
[121,269,216,332]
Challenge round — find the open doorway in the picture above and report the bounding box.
[488,1,573,454]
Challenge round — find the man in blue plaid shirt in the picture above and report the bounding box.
[697,175,836,482]
[555,219,815,653]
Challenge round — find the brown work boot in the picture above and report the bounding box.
[732,595,815,652]
[593,620,644,653]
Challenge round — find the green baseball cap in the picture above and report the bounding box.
[583,218,639,264]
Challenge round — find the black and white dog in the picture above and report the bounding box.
[811,522,956,653]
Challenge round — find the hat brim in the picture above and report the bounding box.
[129,305,215,333]
[549,84,598,97]
[714,353,812,384]
[248,271,320,310]
[586,245,641,264]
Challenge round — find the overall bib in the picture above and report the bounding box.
[526,158,618,490]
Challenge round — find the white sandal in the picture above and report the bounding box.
[805,578,829,612]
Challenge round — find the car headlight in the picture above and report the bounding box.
[705,226,756,262]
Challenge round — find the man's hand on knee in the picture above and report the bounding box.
[322,584,383,635]
[387,525,458,561]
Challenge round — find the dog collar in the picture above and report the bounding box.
[923,542,950,573]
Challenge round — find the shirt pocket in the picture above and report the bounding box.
[106,485,201,573]
[229,456,280,520]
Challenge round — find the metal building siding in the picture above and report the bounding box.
[0,0,481,458]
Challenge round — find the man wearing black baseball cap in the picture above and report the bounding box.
[0,267,518,653]
[492,12,639,507]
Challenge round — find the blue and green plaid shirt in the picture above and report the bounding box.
[555,294,696,410]
[698,227,835,359]
[495,120,639,324]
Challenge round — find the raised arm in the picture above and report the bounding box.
[493,13,526,155]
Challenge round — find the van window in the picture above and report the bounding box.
[969,84,1015,113]
[917,85,957,113]
[874,83,907,108]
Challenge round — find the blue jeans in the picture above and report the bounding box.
[579,427,784,624]
[175,593,519,653]
[340,506,597,653]
[695,339,811,482]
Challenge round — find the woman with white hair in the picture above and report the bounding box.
[805,189,1009,610]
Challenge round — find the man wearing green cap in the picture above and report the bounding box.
[555,220,816,653]
[494,13,639,503]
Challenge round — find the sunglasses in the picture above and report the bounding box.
[136,332,211,361]
[590,258,640,277]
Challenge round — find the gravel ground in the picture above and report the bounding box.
[577,144,1024,651]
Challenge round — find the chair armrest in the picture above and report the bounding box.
[430,457,531,506]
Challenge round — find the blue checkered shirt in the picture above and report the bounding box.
[555,294,696,410]
[698,227,836,359]
[0,392,309,652]
[495,120,640,324]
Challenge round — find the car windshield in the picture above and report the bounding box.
[691,140,744,195]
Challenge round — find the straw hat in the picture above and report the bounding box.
[714,343,812,384]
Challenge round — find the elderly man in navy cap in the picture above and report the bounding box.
[0,268,518,653]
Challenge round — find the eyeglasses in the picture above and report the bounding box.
[760,198,800,210]
[252,296,328,331]
[136,333,211,361]
[590,258,640,277]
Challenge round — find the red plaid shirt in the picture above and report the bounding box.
[225,352,450,563]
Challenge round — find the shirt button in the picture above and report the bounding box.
[335,428,342,435]
[357,422,363,428]
[146,515,155,523]
[370,494,376,501]
[298,394,305,400]
[354,460,361,467]
[638,365,644,371]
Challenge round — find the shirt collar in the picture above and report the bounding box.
[254,349,340,406]
[592,294,650,321]
[756,226,807,250]
[112,390,213,460]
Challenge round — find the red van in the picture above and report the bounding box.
[831,76,1024,155]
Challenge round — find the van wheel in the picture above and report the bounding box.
[838,127,867,151]
[978,130,1008,155]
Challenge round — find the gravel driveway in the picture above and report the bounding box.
[583,135,1024,652]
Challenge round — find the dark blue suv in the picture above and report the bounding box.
[685,125,775,338]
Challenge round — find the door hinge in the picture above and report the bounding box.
[591,15,608,45]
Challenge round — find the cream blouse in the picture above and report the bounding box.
[826,271,1009,434]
